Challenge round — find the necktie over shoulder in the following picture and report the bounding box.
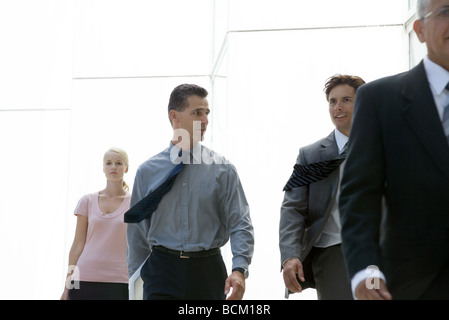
[283,144,347,191]
[124,161,184,223]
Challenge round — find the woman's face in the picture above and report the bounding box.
[103,151,128,181]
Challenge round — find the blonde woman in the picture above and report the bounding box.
[61,147,131,300]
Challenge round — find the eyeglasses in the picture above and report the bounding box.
[423,6,449,20]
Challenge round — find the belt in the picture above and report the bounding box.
[153,246,221,259]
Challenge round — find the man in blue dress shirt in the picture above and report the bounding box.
[126,83,254,300]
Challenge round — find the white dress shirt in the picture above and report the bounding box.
[423,56,449,119]
[314,129,348,248]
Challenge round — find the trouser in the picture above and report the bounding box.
[311,244,353,300]
[141,247,228,300]
[418,255,449,300]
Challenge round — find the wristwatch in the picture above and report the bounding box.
[232,267,249,279]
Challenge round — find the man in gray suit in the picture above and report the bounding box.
[339,0,449,300]
[279,74,365,299]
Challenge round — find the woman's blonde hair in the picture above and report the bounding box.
[106,147,130,192]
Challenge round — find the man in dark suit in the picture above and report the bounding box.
[339,0,449,300]
[279,74,365,299]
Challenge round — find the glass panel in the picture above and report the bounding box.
[409,0,418,12]
[407,0,426,68]
[409,31,427,68]
[0,110,70,299]
[229,0,404,31]
[73,0,213,78]
[212,0,230,66]
[224,26,407,160]
[0,0,73,110]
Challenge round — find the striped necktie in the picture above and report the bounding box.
[283,143,347,191]
[124,161,184,223]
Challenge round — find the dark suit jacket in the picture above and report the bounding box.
[280,131,340,268]
[339,61,449,299]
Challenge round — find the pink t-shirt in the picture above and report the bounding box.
[74,192,130,283]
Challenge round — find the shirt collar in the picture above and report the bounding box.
[424,56,449,96]
[334,129,349,153]
[168,141,202,164]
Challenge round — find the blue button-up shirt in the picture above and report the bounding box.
[126,143,254,277]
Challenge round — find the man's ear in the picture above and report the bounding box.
[413,19,426,43]
[169,109,178,125]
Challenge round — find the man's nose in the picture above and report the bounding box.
[334,101,343,110]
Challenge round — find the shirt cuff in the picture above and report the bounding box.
[351,266,387,300]
[281,256,300,269]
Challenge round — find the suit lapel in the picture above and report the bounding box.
[301,132,340,259]
[318,131,340,190]
[402,62,449,182]
[318,131,339,161]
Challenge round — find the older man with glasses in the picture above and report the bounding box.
[339,0,449,300]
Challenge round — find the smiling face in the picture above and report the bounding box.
[328,84,356,136]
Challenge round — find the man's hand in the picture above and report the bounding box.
[282,258,305,293]
[225,271,246,300]
[355,278,393,300]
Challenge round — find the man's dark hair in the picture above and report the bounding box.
[168,83,208,114]
[323,75,365,101]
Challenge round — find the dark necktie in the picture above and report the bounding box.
[283,143,347,191]
[124,161,184,223]
[443,82,449,145]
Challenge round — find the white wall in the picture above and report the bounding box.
[0,0,74,299]
[0,0,416,299]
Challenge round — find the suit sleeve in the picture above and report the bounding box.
[338,83,386,278]
[279,148,309,266]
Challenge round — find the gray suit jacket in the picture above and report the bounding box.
[279,131,341,267]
